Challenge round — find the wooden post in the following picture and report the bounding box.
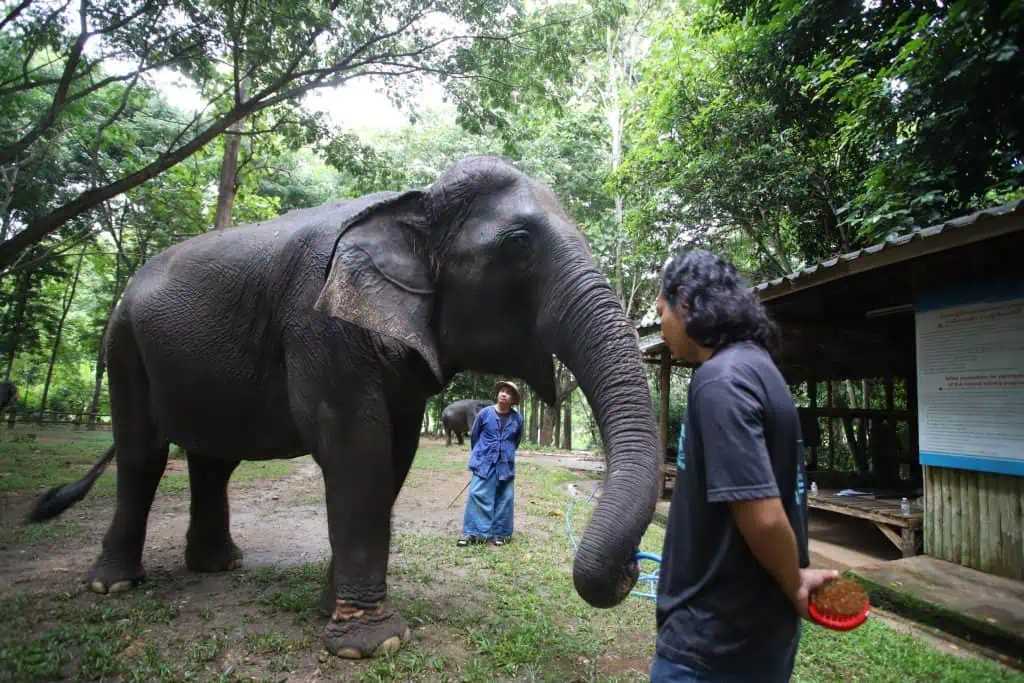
[826,381,835,469]
[807,380,818,471]
[659,349,672,499]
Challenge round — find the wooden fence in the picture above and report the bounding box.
[923,465,1024,581]
[2,409,112,428]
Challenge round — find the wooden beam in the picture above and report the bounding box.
[659,350,672,501]
[808,380,818,470]
[659,350,671,451]
[803,407,912,420]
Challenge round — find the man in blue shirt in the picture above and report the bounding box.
[457,380,524,547]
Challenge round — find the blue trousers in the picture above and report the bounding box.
[461,469,514,538]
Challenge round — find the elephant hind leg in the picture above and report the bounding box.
[185,453,242,572]
[88,326,169,594]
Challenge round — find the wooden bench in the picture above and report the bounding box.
[808,489,923,557]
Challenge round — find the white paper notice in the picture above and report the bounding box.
[916,296,1024,468]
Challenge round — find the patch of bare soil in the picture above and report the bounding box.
[0,454,513,681]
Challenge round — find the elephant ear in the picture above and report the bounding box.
[313,190,443,387]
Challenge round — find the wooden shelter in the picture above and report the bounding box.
[639,199,1024,580]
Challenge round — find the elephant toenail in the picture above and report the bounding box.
[376,636,403,655]
[90,580,108,594]
[109,580,134,593]
[337,647,363,659]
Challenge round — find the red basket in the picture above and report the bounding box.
[808,599,870,631]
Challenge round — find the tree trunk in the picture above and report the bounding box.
[553,398,562,447]
[529,392,539,443]
[562,395,572,450]
[88,262,124,428]
[213,77,248,230]
[38,245,87,420]
[606,28,626,310]
[539,405,554,446]
[4,266,33,380]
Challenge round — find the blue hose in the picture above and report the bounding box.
[565,483,662,600]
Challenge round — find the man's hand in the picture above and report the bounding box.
[789,568,840,620]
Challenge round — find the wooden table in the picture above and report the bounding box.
[808,488,923,557]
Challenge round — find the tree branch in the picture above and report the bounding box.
[0,0,34,33]
[0,0,90,167]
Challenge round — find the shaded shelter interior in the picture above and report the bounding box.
[641,202,1024,497]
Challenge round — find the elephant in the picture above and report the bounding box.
[24,156,661,660]
[0,380,17,423]
[0,380,16,411]
[440,398,492,446]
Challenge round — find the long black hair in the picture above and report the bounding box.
[661,249,780,356]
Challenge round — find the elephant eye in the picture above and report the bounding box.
[500,230,532,257]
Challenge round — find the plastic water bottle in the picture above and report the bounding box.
[810,482,818,497]
[900,497,910,516]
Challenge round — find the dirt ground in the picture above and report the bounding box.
[0,438,550,595]
[0,434,621,681]
[2,431,1018,682]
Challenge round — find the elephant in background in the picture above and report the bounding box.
[0,380,18,424]
[441,398,492,446]
[25,156,661,660]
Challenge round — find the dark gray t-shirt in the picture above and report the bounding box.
[655,341,809,672]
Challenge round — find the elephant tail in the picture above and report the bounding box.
[25,445,116,523]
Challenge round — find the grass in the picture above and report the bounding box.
[0,428,296,549]
[410,444,472,472]
[0,428,1021,682]
[0,427,294,497]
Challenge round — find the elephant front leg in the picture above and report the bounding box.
[185,453,242,572]
[317,431,410,659]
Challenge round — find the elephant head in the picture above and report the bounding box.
[314,156,661,608]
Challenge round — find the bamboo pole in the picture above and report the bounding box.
[959,469,970,566]
[988,472,1003,575]
[979,471,991,572]
[946,466,954,565]
[1002,473,1022,580]
[967,470,980,570]
[923,465,933,556]
[937,464,942,561]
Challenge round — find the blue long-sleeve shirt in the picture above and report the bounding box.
[468,405,524,481]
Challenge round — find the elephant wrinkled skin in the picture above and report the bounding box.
[24,156,662,659]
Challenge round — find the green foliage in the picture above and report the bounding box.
[721,0,1024,242]
[0,0,554,268]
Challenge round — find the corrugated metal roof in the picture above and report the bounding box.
[752,199,1024,294]
[638,335,666,354]
[632,198,1024,335]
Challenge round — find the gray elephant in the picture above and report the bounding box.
[25,156,661,660]
[0,380,17,411]
[441,398,492,446]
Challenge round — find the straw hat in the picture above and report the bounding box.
[495,380,521,405]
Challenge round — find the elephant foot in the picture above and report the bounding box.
[87,556,145,594]
[323,599,412,659]
[185,536,243,573]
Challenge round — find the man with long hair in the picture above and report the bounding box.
[650,249,838,682]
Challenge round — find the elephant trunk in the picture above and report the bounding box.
[546,263,661,608]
